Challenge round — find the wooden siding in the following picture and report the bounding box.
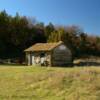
[52,44,72,66]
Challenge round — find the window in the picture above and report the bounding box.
[40,52,45,57]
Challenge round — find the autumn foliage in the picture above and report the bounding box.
[0,10,100,59]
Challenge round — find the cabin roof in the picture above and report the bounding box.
[24,41,63,52]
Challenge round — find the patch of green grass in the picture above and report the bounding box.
[0,65,100,100]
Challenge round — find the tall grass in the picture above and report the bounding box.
[0,66,100,100]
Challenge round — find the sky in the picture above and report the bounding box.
[0,0,100,36]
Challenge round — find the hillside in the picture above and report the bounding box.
[0,65,100,100]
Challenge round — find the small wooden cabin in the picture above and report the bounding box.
[24,41,72,66]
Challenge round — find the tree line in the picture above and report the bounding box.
[0,10,100,60]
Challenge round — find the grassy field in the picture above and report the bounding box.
[0,65,100,100]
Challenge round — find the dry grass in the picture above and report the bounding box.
[0,65,100,100]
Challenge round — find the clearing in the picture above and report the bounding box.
[0,65,100,100]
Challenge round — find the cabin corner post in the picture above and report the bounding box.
[26,52,31,66]
[25,52,28,65]
[50,51,53,67]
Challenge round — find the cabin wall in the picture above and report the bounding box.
[52,44,72,66]
[27,51,51,66]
